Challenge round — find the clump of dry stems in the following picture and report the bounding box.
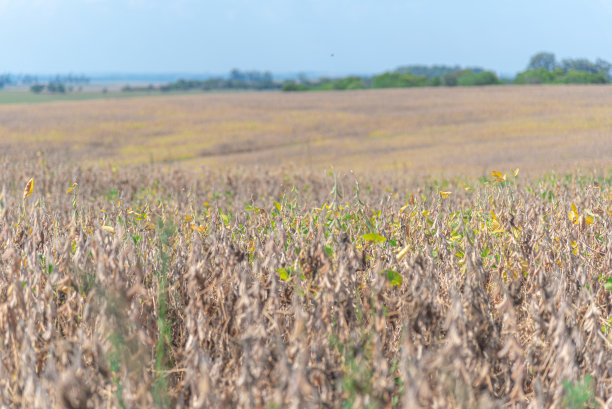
[0,157,610,408]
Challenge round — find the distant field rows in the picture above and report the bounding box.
[1,86,612,175]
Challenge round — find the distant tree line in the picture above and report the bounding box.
[396,64,484,78]
[162,69,277,91]
[120,69,281,93]
[12,53,609,95]
[17,74,90,94]
[283,53,611,92]
[30,82,69,94]
[0,73,89,91]
[514,52,611,84]
[149,54,611,93]
[282,66,501,91]
[121,84,156,92]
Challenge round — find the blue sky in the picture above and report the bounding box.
[1,0,612,76]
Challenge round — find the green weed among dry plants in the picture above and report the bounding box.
[0,158,611,409]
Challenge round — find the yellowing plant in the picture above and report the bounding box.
[491,171,506,183]
[23,178,34,200]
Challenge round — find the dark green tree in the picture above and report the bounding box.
[514,68,556,84]
[441,71,460,86]
[556,70,607,84]
[595,58,612,79]
[527,52,557,71]
[30,84,45,93]
[457,70,500,86]
[46,82,66,93]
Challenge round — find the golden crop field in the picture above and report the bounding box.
[2,85,612,175]
[0,86,611,408]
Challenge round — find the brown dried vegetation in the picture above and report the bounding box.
[0,158,611,408]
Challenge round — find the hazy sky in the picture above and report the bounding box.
[1,0,612,76]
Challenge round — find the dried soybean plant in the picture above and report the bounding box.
[0,158,610,408]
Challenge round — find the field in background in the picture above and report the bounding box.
[0,89,235,105]
[1,85,612,176]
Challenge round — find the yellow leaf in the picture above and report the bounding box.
[490,211,504,232]
[464,186,472,191]
[66,182,78,194]
[440,191,452,199]
[491,171,506,183]
[101,226,115,234]
[585,215,594,226]
[23,178,34,200]
[513,168,519,177]
[569,203,579,224]
[491,221,504,233]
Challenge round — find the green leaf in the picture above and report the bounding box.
[362,233,386,244]
[323,245,333,257]
[220,213,230,226]
[277,267,290,281]
[605,277,612,291]
[382,270,403,287]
